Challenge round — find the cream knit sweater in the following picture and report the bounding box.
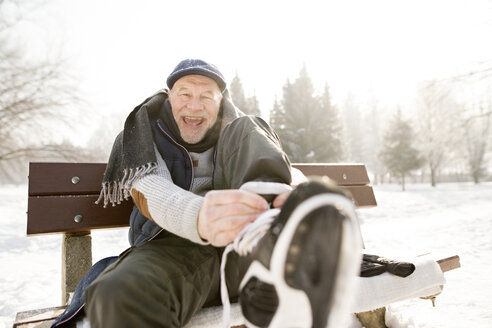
[131,145,215,245]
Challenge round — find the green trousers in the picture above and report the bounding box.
[85,231,240,328]
[85,116,291,327]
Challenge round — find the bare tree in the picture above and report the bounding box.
[461,101,491,183]
[444,60,492,183]
[415,80,458,186]
[0,0,84,182]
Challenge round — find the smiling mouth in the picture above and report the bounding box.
[183,116,205,127]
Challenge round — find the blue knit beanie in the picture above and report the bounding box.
[166,59,226,91]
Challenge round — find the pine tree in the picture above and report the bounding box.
[270,66,345,163]
[229,73,261,116]
[230,73,248,110]
[270,79,294,158]
[379,109,423,191]
[245,92,261,116]
[272,67,316,162]
[314,84,345,162]
[341,92,364,162]
[270,96,284,128]
[363,102,385,184]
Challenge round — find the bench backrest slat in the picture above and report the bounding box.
[27,162,376,235]
[28,163,105,196]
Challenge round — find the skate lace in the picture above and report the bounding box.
[220,207,280,328]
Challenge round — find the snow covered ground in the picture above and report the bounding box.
[1,182,491,328]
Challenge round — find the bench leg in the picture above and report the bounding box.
[356,307,387,328]
[62,232,92,305]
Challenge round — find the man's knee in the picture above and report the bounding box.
[85,269,129,307]
[85,268,172,324]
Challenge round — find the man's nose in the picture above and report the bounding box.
[186,96,204,110]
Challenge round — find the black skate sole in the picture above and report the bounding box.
[284,205,343,328]
[239,193,362,328]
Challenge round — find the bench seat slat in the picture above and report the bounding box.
[27,196,133,235]
[345,186,378,207]
[437,255,461,272]
[26,185,376,235]
[292,163,370,185]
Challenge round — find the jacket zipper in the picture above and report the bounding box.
[147,120,195,241]
[156,120,194,190]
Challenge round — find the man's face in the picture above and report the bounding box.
[169,75,223,144]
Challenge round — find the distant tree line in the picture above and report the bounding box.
[230,66,491,190]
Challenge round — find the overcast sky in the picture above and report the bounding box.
[12,0,492,121]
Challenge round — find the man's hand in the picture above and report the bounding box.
[198,190,268,247]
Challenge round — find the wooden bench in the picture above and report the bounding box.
[14,162,459,328]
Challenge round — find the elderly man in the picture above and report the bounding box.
[53,59,361,328]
